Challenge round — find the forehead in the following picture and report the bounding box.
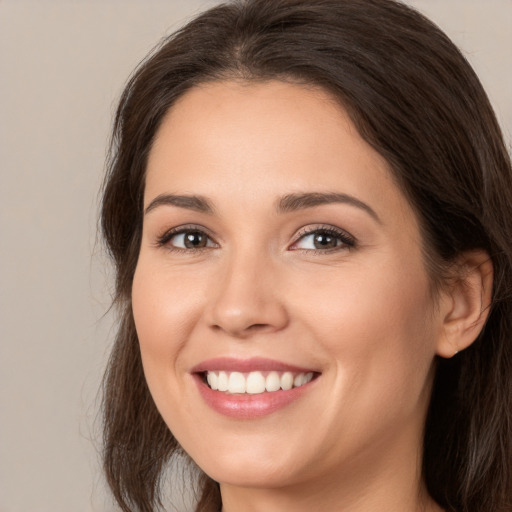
[145,80,416,231]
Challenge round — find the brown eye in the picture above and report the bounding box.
[160,228,218,250]
[183,231,208,248]
[312,232,338,249]
[291,227,355,252]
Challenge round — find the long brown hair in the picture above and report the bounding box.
[100,1,512,511]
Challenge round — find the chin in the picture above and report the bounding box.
[201,457,300,490]
[174,429,301,488]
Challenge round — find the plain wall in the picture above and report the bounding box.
[0,1,510,511]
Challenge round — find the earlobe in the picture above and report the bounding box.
[436,250,493,358]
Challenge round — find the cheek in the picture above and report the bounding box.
[131,259,200,379]
[131,258,207,440]
[299,255,433,339]
[295,254,437,402]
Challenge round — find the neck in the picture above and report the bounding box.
[220,467,442,512]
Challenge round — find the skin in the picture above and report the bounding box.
[132,80,490,512]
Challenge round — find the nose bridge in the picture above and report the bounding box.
[208,243,288,337]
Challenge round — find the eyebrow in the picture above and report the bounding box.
[144,194,214,215]
[144,191,380,222]
[277,192,381,223]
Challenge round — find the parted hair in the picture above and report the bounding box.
[100,1,512,511]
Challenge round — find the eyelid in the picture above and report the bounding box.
[153,223,355,252]
[289,224,356,251]
[155,224,219,249]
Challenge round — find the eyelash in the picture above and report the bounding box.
[155,224,356,253]
[155,224,218,253]
[291,225,356,253]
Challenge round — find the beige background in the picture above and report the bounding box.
[0,1,510,511]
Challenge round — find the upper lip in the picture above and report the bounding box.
[191,357,318,374]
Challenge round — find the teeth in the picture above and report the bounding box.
[281,372,294,391]
[205,370,314,394]
[266,371,281,392]
[246,371,266,394]
[294,373,305,387]
[228,372,246,393]
[217,371,228,392]
[206,372,218,390]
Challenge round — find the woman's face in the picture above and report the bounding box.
[133,81,446,493]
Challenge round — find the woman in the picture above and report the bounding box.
[100,0,512,511]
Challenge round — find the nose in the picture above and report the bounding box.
[206,251,289,338]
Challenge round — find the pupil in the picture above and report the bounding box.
[184,231,206,248]
[314,233,336,249]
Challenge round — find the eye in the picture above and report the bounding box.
[157,227,218,250]
[291,226,355,251]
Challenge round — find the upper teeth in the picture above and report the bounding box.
[206,371,314,394]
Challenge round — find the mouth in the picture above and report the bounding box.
[202,370,316,395]
[191,357,320,418]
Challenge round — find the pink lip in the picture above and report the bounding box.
[191,357,319,419]
[191,357,315,374]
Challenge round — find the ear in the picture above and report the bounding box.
[436,250,493,358]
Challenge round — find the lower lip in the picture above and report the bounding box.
[194,374,316,419]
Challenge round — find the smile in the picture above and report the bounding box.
[205,370,315,395]
[192,358,320,418]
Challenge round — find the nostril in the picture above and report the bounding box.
[209,322,277,338]
[247,323,270,331]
